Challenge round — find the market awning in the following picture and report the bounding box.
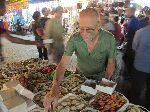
[7,0,28,11]
[7,0,26,4]
[28,0,55,3]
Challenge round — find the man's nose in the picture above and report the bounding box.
[82,29,88,35]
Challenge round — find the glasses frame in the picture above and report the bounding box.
[78,24,98,34]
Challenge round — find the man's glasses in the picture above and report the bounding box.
[78,27,96,33]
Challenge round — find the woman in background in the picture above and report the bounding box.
[32,11,48,60]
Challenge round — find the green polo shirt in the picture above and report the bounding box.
[64,29,116,80]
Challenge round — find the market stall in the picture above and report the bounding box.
[0,58,149,112]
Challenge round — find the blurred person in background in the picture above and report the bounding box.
[44,6,65,64]
[96,4,104,14]
[32,11,48,60]
[0,0,42,62]
[123,7,139,73]
[38,7,50,60]
[39,7,50,28]
[3,16,9,30]
[131,15,150,109]
[16,19,23,33]
[139,8,150,29]
[99,12,115,34]
[112,15,123,45]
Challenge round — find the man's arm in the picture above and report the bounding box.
[105,34,116,80]
[105,58,115,80]
[0,32,39,46]
[49,55,71,97]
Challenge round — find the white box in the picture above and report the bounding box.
[96,78,117,95]
[80,85,97,95]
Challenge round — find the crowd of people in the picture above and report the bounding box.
[0,0,150,111]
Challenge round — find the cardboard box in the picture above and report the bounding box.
[81,85,97,95]
[0,89,27,112]
[80,79,97,95]
[0,89,16,101]
[3,81,35,100]
[1,81,37,112]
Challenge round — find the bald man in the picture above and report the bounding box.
[43,8,116,111]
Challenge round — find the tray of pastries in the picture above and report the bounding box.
[54,93,87,112]
[33,86,70,108]
[90,92,129,112]
[71,85,94,102]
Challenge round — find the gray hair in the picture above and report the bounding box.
[53,6,63,13]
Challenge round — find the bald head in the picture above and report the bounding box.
[79,8,99,20]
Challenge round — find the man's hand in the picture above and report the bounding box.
[43,84,60,111]
[43,55,71,111]
[43,91,59,112]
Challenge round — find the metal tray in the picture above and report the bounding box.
[124,104,150,112]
